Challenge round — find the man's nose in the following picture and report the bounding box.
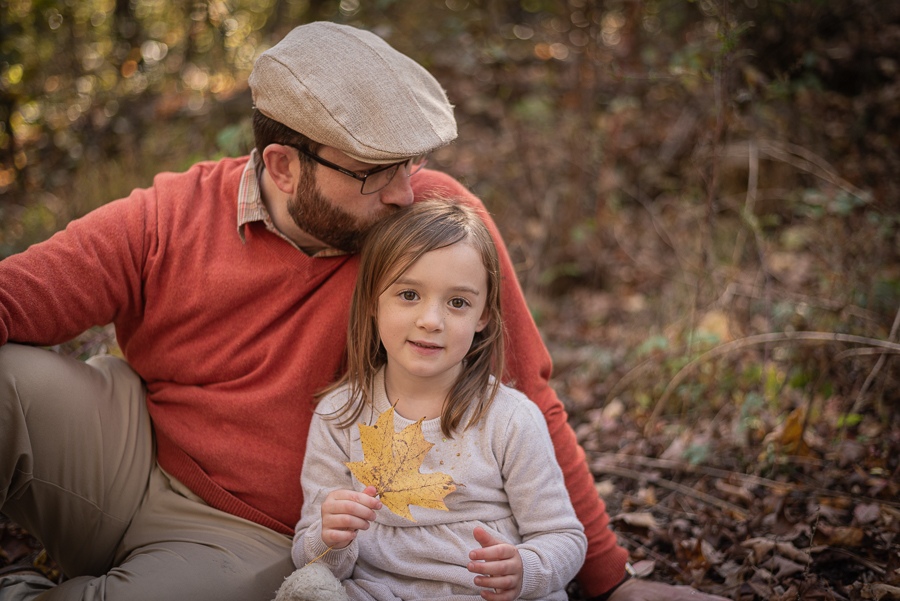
[379,168,415,208]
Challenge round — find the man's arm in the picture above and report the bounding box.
[411,170,629,596]
[0,190,151,347]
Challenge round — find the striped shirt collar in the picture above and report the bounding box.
[236,150,348,258]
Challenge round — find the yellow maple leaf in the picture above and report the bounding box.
[345,407,457,522]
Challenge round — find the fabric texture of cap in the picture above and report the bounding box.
[249,22,457,164]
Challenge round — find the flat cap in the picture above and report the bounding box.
[249,22,457,164]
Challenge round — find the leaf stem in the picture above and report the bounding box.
[304,545,334,566]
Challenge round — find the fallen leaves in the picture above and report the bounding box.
[586,448,900,601]
[860,583,900,600]
[345,407,457,522]
[815,524,865,547]
[741,538,812,565]
[0,517,60,582]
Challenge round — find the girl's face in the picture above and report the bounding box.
[376,241,490,393]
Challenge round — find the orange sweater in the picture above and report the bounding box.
[0,157,627,595]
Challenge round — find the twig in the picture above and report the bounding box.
[604,357,663,407]
[760,140,869,200]
[591,453,900,509]
[737,137,776,418]
[731,138,759,266]
[827,548,887,576]
[304,545,334,567]
[803,509,818,590]
[832,347,900,361]
[614,531,686,576]
[721,140,869,201]
[592,463,748,519]
[620,185,698,279]
[644,331,900,436]
[849,303,900,415]
[610,221,687,286]
[592,453,786,489]
[705,31,725,278]
[715,282,881,324]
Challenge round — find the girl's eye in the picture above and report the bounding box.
[449,298,469,309]
[401,290,418,301]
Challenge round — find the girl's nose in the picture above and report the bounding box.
[416,302,444,331]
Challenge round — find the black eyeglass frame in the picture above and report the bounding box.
[288,145,427,195]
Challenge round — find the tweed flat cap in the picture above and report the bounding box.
[249,22,457,164]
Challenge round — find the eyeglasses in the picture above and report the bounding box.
[290,145,428,195]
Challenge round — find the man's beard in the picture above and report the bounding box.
[287,171,396,253]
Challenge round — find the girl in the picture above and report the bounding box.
[285,199,586,601]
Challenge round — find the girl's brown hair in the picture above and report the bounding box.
[323,198,505,438]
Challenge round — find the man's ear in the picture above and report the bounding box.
[262,144,298,195]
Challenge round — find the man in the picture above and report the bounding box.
[0,22,726,601]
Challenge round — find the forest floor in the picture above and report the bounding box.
[541,288,900,601]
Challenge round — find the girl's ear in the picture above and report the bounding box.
[475,306,490,333]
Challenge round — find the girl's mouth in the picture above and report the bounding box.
[410,340,442,350]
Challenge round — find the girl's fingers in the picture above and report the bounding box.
[322,489,383,521]
[323,511,375,531]
[472,526,500,548]
[467,558,515,576]
[322,527,358,546]
[468,527,522,600]
[472,574,516,590]
[469,528,515,562]
[469,544,515,562]
[480,588,517,601]
[320,488,383,549]
[475,578,519,601]
[335,487,382,510]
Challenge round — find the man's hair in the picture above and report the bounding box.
[251,109,320,160]
[323,198,505,438]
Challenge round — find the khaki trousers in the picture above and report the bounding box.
[0,344,294,600]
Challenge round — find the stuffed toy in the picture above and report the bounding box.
[274,563,349,601]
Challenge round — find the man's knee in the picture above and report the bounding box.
[0,344,142,407]
[0,344,51,500]
[0,343,153,580]
[0,343,51,389]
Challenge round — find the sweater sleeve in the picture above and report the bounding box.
[0,190,153,347]
[292,394,359,580]
[491,393,587,599]
[412,171,628,596]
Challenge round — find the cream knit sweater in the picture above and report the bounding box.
[293,368,587,601]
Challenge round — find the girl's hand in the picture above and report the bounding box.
[320,485,382,549]
[467,526,523,601]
